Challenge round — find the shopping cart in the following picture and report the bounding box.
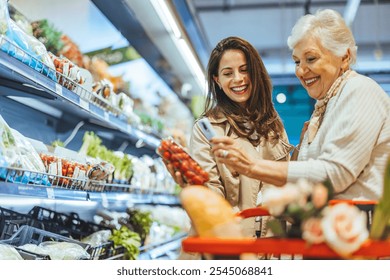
[181,201,390,259]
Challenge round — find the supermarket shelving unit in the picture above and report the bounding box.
[0,35,183,259]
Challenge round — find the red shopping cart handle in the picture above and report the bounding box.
[329,199,377,206]
[182,237,390,259]
[237,207,270,218]
[236,201,377,219]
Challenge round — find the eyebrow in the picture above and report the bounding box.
[220,66,232,72]
[219,64,247,72]
[292,49,317,59]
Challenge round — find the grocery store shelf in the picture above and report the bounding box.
[0,180,180,209]
[0,166,180,208]
[0,36,161,150]
[0,181,88,201]
[138,232,187,260]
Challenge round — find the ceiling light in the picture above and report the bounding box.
[276,93,287,104]
[150,0,206,94]
[151,0,182,39]
[344,0,361,26]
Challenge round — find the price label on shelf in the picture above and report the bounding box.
[101,192,109,208]
[79,99,89,111]
[46,187,55,199]
[55,83,63,96]
[104,111,109,121]
[127,124,132,133]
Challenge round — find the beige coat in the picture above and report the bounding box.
[189,115,293,238]
[178,115,293,259]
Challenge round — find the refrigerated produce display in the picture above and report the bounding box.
[0,0,191,260]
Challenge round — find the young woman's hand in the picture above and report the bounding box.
[210,136,254,177]
[162,160,188,188]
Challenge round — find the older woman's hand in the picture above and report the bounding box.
[210,136,254,177]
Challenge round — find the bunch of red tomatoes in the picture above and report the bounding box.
[158,139,209,185]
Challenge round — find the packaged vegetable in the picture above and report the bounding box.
[0,115,49,185]
[157,138,209,185]
[19,241,90,260]
[48,52,87,91]
[0,0,56,81]
[0,244,23,260]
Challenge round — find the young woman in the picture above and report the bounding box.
[168,37,292,253]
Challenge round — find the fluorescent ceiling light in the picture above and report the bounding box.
[176,38,206,91]
[344,0,361,26]
[151,0,182,39]
[150,0,206,93]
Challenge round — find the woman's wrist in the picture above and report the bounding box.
[248,160,288,186]
[245,161,259,179]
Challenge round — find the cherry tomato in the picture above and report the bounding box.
[180,160,189,173]
[160,140,170,151]
[190,175,204,185]
[187,160,198,171]
[173,161,180,169]
[162,151,171,160]
[182,153,190,160]
[170,154,179,162]
[184,170,195,180]
[199,170,209,181]
[170,145,181,154]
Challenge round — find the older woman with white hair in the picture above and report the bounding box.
[211,9,390,201]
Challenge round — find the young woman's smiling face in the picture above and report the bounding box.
[213,49,251,107]
[292,36,347,100]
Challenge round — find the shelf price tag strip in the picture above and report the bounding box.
[79,98,89,111]
[55,83,63,96]
[101,192,109,208]
[104,111,109,121]
[46,187,55,199]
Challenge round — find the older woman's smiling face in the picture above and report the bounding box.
[292,36,348,100]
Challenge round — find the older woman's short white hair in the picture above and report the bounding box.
[287,9,357,65]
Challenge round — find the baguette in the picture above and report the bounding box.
[180,185,243,238]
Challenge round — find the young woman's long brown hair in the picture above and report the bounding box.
[203,36,284,146]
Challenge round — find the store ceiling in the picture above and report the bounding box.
[187,0,390,75]
[10,0,390,95]
[6,0,390,144]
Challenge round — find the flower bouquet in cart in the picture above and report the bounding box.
[263,179,367,257]
[263,156,390,258]
[180,157,390,259]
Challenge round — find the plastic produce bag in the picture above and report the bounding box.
[19,241,90,260]
[81,229,112,247]
[39,241,90,260]
[0,115,50,185]
[17,244,47,256]
[0,244,23,260]
[0,138,8,178]
[0,0,56,81]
